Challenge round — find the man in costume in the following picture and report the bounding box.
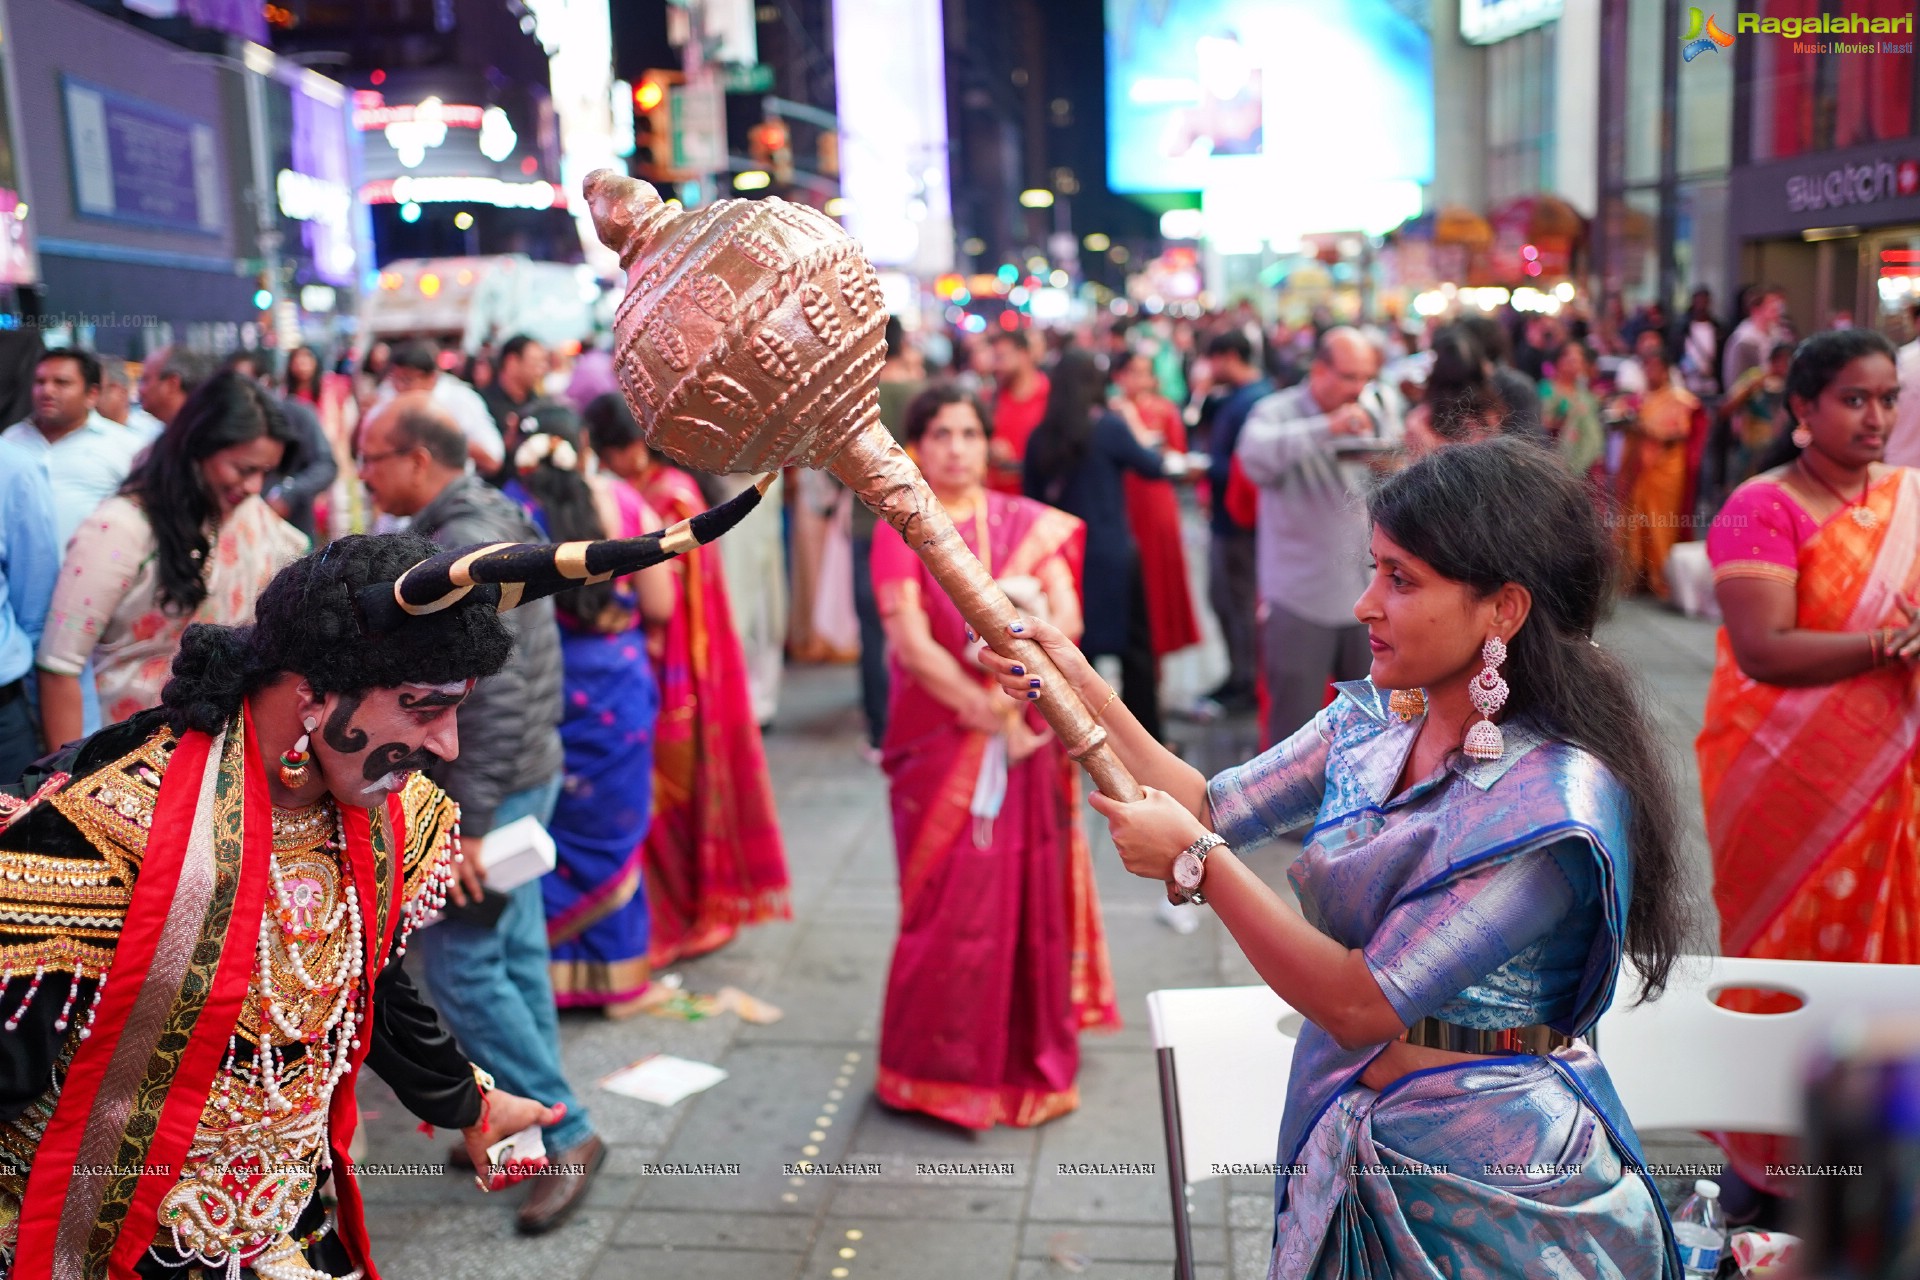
[0,478,765,1278]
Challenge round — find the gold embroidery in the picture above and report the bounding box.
[155,794,356,1271]
[0,731,173,980]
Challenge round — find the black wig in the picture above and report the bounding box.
[1367,437,1697,999]
[159,533,513,735]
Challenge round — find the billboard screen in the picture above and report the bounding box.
[1104,0,1433,198]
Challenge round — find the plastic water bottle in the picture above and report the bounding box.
[1671,1178,1726,1277]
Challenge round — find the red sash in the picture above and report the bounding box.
[16,707,404,1278]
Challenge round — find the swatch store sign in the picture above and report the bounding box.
[1785,156,1920,216]
[353,91,558,213]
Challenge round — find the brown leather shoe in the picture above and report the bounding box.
[514,1134,605,1235]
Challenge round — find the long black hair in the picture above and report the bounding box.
[1367,438,1695,999]
[511,401,617,627]
[123,370,303,614]
[1023,347,1105,483]
[1755,328,1899,472]
[160,533,513,735]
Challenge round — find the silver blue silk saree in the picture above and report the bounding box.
[1207,680,1680,1280]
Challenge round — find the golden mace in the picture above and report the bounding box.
[585,170,1143,802]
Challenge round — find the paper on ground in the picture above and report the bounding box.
[598,1054,729,1106]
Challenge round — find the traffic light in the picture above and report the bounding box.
[632,71,682,182]
[749,118,793,185]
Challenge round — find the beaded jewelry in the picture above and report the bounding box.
[276,719,318,790]
[1463,636,1510,762]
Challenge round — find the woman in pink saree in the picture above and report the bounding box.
[584,394,791,969]
[1698,329,1920,1211]
[871,384,1120,1129]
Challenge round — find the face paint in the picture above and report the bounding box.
[315,681,472,805]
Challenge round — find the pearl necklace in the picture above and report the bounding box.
[231,804,366,1123]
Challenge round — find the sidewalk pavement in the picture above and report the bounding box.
[352,594,1727,1279]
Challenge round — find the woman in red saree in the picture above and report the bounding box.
[1112,349,1202,660]
[872,384,1121,1129]
[1699,330,1920,1213]
[583,395,791,971]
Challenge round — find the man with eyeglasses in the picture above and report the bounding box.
[1235,327,1402,748]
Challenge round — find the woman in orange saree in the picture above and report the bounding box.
[583,395,792,972]
[873,385,1120,1129]
[1698,330,1920,1210]
[1618,344,1704,601]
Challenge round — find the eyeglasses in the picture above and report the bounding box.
[356,448,409,468]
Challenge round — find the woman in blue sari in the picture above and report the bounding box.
[981,438,1691,1277]
[507,405,676,1012]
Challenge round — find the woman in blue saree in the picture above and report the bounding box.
[507,406,677,1012]
[980,438,1691,1277]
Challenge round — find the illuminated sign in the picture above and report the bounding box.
[361,176,563,209]
[352,94,485,131]
[276,169,351,223]
[832,0,954,274]
[1459,0,1562,44]
[1105,0,1431,199]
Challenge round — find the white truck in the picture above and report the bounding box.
[357,254,612,355]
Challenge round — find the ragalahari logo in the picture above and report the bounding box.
[1682,8,1736,61]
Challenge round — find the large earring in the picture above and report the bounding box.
[1463,637,1508,762]
[1791,426,1812,449]
[278,718,317,789]
[1388,688,1427,722]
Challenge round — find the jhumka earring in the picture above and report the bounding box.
[1463,637,1509,761]
[1388,688,1427,722]
[1792,426,1813,449]
[278,719,317,789]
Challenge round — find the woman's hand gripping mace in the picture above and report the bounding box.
[832,426,1145,802]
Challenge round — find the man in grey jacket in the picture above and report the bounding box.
[357,392,604,1234]
[1235,328,1400,748]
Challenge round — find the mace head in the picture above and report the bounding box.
[584,167,889,476]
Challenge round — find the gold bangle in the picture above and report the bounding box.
[1091,685,1119,721]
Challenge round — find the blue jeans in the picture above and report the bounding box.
[410,776,593,1151]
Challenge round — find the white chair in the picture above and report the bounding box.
[1145,986,1299,1280]
[1664,540,1721,621]
[1597,954,1920,1134]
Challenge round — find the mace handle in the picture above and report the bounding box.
[830,428,1146,804]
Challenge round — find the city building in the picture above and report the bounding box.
[1726,3,1918,335]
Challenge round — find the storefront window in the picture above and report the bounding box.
[1488,24,1557,203]
[1678,28,1732,177]
[1674,179,1730,308]
[1624,0,1664,184]
[1751,0,1915,160]
[1620,187,1661,305]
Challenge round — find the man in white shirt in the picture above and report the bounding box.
[3,348,142,740]
[1887,302,1920,469]
[1722,286,1788,393]
[376,339,505,474]
[1,349,143,545]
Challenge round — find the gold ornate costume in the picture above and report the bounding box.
[0,720,463,1279]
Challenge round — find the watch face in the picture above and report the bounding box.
[1173,850,1203,891]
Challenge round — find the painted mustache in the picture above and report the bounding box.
[363,742,441,785]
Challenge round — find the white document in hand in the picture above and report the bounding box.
[479,813,557,893]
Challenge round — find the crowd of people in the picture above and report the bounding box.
[0,279,1916,1276]
[0,332,791,1239]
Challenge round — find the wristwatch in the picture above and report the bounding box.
[1171,832,1224,905]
